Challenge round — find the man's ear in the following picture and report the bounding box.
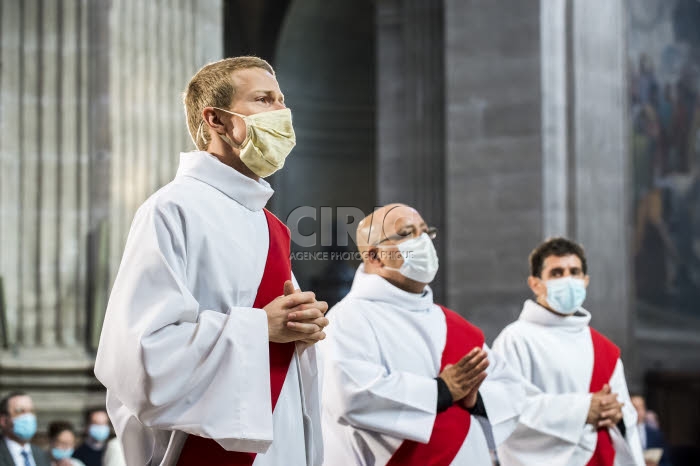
[584,275,590,288]
[201,107,226,134]
[365,247,382,266]
[527,275,544,297]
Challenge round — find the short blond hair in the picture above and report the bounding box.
[184,56,274,150]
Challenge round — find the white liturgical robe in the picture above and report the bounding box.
[319,266,585,466]
[94,151,322,466]
[492,300,645,466]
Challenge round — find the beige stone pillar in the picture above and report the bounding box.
[0,0,223,428]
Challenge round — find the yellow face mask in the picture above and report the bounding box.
[206,107,296,178]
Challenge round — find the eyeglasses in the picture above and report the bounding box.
[375,226,438,246]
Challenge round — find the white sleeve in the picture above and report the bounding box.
[490,329,597,465]
[291,269,324,464]
[322,305,437,443]
[608,359,645,466]
[482,341,593,445]
[296,344,324,466]
[102,438,126,466]
[94,202,274,453]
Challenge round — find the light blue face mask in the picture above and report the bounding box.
[51,447,74,460]
[544,276,587,314]
[88,424,110,442]
[12,413,37,441]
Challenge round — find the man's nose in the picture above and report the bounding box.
[272,101,287,111]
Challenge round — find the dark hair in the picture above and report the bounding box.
[0,391,28,416]
[84,407,108,426]
[529,237,588,277]
[48,420,75,441]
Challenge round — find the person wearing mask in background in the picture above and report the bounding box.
[493,238,645,466]
[644,411,660,431]
[631,395,672,466]
[0,392,50,466]
[94,56,328,466]
[46,421,85,466]
[73,409,109,466]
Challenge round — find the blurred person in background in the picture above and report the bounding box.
[644,411,660,430]
[631,395,672,466]
[73,409,109,466]
[0,392,50,466]
[46,421,85,466]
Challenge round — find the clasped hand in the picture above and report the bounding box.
[264,280,329,348]
[439,348,489,409]
[587,384,624,429]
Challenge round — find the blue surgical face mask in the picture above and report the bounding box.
[51,447,74,460]
[12,413,37,441]
[544,276,587,315]
[88,424,110,442]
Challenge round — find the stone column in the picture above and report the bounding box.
[0,0,101,429]
[0,0,223,428]
[541,0,569,237]
[376,0,447,301]
[539,0,635,381]
[570,0,633,361]
[0,0,95,353]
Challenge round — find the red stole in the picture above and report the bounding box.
[177,209,295,466]
[386,305,485,466]
[586,328,621,466]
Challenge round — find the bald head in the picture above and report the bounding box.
[357,204,435,293]
[357,204,410,252]
[356,203,428,259]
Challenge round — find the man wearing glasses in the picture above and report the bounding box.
[318,204,567,466]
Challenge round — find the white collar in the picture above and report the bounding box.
[519,299,591,331]
[176,151,274,211]
[345,264,434,312]
[4,436,31,455]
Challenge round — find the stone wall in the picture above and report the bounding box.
[444,0,544,341]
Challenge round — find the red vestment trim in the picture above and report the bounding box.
[586,328,621,466]
[177,209,294,466]
[386,306,485,466]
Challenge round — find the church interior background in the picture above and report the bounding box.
[0,0,699,457]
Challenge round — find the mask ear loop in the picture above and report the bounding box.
[195,120,205,147]
[192,110,233,149]
[195,121,244,150]
[212,107,251,148]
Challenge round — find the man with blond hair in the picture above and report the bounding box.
[95,56,328,466]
